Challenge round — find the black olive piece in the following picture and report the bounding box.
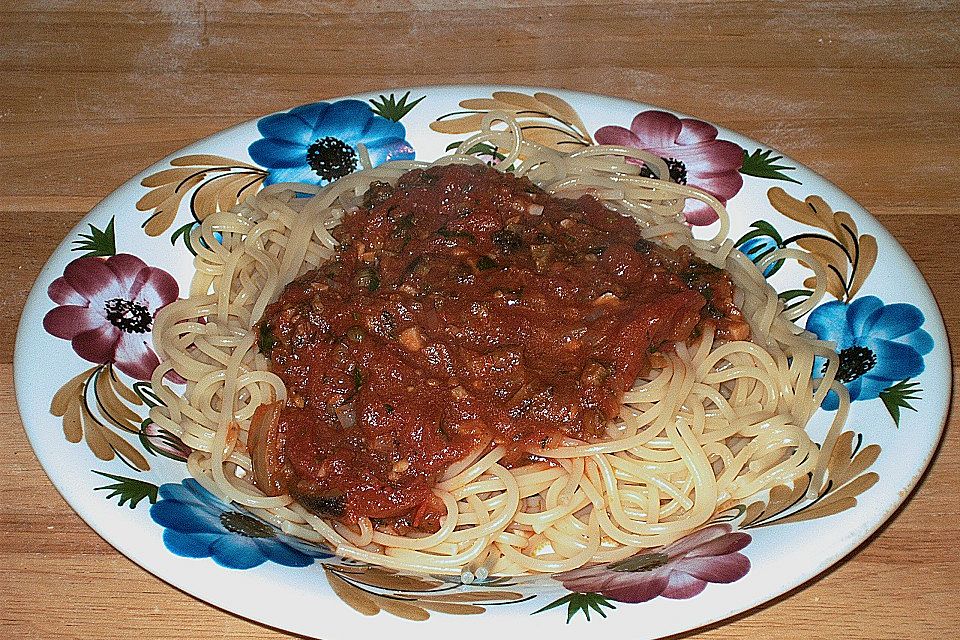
[295,492,346,517]
[361,181,395,209]
[354,267,380,291]
[476,256,499,270]
[492,229,523,252]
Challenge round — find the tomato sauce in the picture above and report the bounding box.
[256,164,748,530]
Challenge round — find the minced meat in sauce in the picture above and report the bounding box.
[255,164,748,532]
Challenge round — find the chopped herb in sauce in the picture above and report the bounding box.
[391,213,415,238]
[352,367,362,389]
[436,227,477,243]
[258,322,277,355]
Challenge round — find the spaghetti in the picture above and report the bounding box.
[149,113,848,577]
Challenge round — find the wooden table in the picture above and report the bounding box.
[2,2,957,638]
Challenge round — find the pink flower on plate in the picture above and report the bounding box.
[595,111,744,225]
[555,524,751,603]
[43,254,179,380]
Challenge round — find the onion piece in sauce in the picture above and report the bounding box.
[248,401,286,497]
[334,403,357,429]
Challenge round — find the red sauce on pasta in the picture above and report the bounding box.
[255,164,748,530]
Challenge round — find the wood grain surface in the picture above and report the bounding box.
[1,1,957,638]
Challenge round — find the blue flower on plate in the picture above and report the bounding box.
[248,99,415,186]
[734,220,784,277]
[150,478,333,569]
[806,295,934,410]
[738,235,780,277]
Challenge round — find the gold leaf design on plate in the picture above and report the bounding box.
[135,175,206,236]
[136,155,267,236]
[430,90,593,151]
[331,565,443,591]
[796,235,849,300]
[430,113,486,135]
[775,431,880,525]
[51,366,97,441]
[530,91,591,137]
[50,364,150,471]
[110,367,144,405]
[326,568,429,620]
[848,233,877,299]
[94,363,142,433]
[767,187,878,302]
[742,430,881,528]
[768,189,835,230]
[323,564,527,621]
[741,480,809,528]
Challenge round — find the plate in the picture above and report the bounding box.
[14,86,950,639]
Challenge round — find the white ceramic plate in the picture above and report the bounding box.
[15,86,950,639]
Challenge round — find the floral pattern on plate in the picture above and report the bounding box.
[551,525,751,604]
[807,296,932,414]
[594,111,744,225]
[44,252,178,380]
[43,226,184,471]
[249,98,416,185]
[18,88,947,637]
[150,478,333,569]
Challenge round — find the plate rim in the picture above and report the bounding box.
[13,83,953,639]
